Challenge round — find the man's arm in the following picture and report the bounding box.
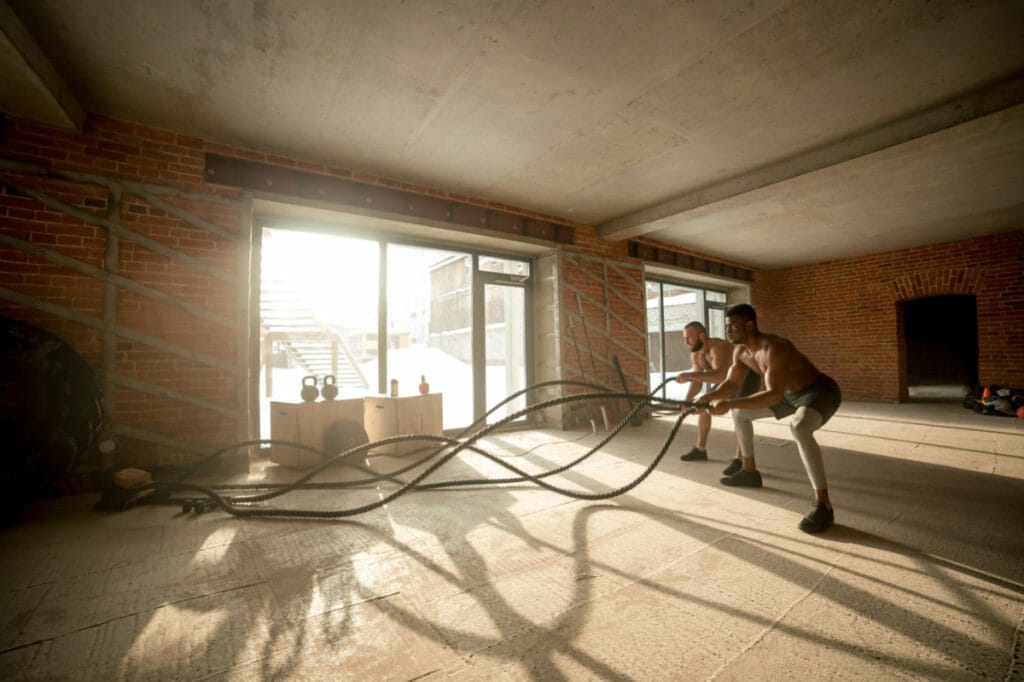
[676,350,704,401]
[675,342,731,389]
[699,346,745,405]
[708,340,790,414]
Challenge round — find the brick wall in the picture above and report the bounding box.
[763,230,1024,401]
[4,111,1016,469]
[2,115,640,464]
[0,116,248,465]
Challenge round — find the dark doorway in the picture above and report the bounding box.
[903,294,978,400]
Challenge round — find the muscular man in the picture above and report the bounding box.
[674,321,761,467]
[701,304,842,534]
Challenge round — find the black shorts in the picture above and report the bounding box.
[734,368,762,398]
[769,374,842,425]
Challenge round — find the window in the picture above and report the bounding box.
[646,278,729,401]
[258,227,532,436]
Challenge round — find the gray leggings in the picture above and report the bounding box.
[733,406,828,491]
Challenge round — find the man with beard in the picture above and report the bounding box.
[674,321,761,471]
[700,304,842,533]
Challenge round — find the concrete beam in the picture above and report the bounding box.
[598,74,1024,241]
[0,0,84,130]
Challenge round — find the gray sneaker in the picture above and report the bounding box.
[721,457,742,476]
[720,468,762,487]
[798,502,835,533]
[680,446,708,462]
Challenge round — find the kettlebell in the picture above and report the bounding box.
[300,375,319,402]
[321,375,338,400]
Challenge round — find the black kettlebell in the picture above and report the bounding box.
[321,375,338,400]
[300,375,319,402]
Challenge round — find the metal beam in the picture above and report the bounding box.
[112,423,212,457]
[125,185,239,242]
[561,252,646,319]
[102,186,121,431]
[112,374,237,418]
[0,174,234,281]
[599,74,1024,241]
[0,231,233,328]
[205,153,577,245]
[0,286,240,374]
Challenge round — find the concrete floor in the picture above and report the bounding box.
[1,401,1022,681]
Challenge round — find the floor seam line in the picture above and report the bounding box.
[708,557,842,680]
[707,509,905,678]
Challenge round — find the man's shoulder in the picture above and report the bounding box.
[706,337,733,356]
[761,332,794,352]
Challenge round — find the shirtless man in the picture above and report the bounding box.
[701,304,842,534]
[674,321,761,468]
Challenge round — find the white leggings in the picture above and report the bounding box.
[733,406,828,491]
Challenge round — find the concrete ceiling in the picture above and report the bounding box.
[2,0,1022,269]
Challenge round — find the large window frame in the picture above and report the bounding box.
[646,277,730,402]
[256,223,535,436]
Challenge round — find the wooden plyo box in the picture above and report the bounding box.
[269,398,365,468]
[363,393,444,455]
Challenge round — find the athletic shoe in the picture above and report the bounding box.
[721,457,742,476]
[720,468,762,487]
[680,446,708,462]
[798,502,835,533]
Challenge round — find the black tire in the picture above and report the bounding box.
[0,317,103,522]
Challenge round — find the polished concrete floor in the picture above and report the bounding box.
[1,401,1022,681]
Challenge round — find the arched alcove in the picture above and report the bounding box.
[888,266,981,402]
[898,294,978,401]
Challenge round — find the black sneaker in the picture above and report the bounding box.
[720,468,762,487]
[721,457,742,476]
[798,502,835,533]
[680,446,708,462]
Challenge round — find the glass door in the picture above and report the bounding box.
[387,245,472,429]
[481,281,527,424]
[477,256,530,425]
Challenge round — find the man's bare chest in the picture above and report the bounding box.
[740,347,768,373]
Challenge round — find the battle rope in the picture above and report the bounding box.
[130,379,706,519]
[176,379,658,498]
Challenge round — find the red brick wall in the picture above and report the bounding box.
[0,116,247,465]
[555,235,771,426]
[8,111,1012,468]
[763,230,1024,401]
[555,236,638,395]
[1,115,617,464]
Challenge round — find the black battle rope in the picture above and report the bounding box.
[257,381,655,498]
[135,380,704,517]
[170,387,690,509]
[167,382,700,508]
[176,379,657,498]
[195,378,684,499]
[147,401,698,519]
[179,378,642,483]
[415,381,666,491]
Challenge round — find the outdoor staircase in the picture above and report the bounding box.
[260,271,368,391]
